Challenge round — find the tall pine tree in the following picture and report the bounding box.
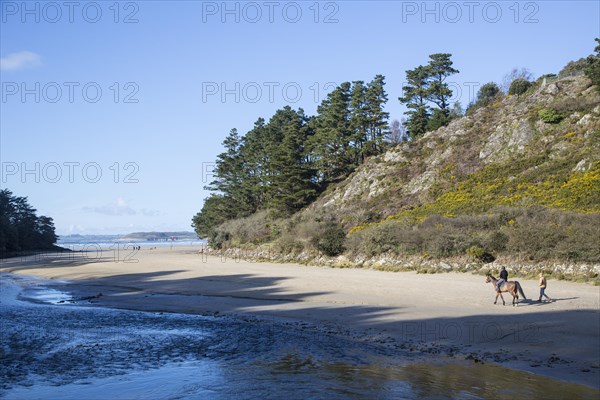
[310,82,354,183]
[205,128,254,217]
[426,53,459,131]
[364,74,390,155]
[240,118,269,209]
[400,55,459,136]
[267,107,318,215]
[349,80,368,165]
[400,65,431,138]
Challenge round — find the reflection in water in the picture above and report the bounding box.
[1,274,598,400]
[371,362,598,399]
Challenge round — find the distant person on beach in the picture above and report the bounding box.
[496,266,508,292]
[538,273,553,302]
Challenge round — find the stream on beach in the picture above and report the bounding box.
[0,273,598,400]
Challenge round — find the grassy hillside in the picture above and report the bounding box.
[207,72,600,277]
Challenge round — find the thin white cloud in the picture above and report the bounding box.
[140,208,166,217]
[82,198,164,217]
[83,197,136,216]
[0,51,41,71]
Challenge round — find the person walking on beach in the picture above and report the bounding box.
[538,272,553,302]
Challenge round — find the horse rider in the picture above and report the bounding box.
[496,266,508,292]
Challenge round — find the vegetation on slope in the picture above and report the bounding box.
[193,41,600,269]
[193,54,463,243]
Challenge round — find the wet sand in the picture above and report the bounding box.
[1,246,599,389]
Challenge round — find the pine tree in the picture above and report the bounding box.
[205,128,253,217]
[400,65,430,138]
[425,53,459,130]
[239,118,269,209]
[400,55,458,136]
[267,107,318,215]
[349,80,368,165]
[364,74,390,155]
[426,53,459,112]
[310,82,354,183]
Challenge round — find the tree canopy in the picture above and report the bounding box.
[584,38,600,89]
[399,53,459,137]
[193,76,391,242]
[0,189,58,254]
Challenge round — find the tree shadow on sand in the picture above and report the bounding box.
[4,258,599,392]
[0,250,113,272]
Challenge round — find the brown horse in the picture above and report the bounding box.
[485,275,527,306]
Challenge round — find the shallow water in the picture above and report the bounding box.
[1,273,597,399]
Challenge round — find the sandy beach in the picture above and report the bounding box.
[1,246,599,389]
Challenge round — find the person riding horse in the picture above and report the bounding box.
[486,274,526,306]
[496,266,508,292]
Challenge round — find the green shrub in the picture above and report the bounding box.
[276,234,305,254]
[311,223,347,256]
[353,207,599,263]
[426,231,464,258]
[293,219,323,239]
[482,231,509,253]
[476,82,502,106]
[584,56,600,88]
[371,222,421,256]
[559,58,588,78]
[358,222,401,256]
[466,245,496,263]
[508,78,532,96]
[503,208,600,262]
[217,210,271,244]
[270,223,282,239]
[209,230,230,249]
[538,108,564,124]
[552,214,600,262]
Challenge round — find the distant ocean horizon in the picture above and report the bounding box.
[57,235,206,249]
[57,240,206,247]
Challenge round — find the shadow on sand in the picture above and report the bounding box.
[3,252,599,393]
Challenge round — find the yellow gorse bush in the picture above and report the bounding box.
[349,163,600,235]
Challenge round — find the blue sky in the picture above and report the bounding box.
[1,0,598,235]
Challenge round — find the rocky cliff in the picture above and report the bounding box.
[308,75,599,229]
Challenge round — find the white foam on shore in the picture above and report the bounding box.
[0,272,71,305]
[0,273,23,305]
